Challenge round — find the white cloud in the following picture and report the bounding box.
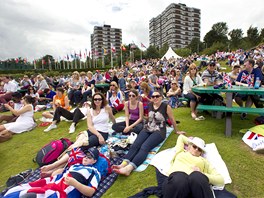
[0,0,264,61]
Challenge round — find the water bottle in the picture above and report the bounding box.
[254,77,261,89]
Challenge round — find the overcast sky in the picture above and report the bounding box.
[0,0,264,61]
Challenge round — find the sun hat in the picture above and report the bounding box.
[86,147,99,160]
[189,137,206,152]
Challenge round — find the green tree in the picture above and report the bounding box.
[201,42,227,55]
[228,29,243,49]
[259,28,264,42]
[212,22,228,36]
[204,22,229,48]
[159,43,169,58]
[188,37,205,54]
[175,48,191,57]
[247,26,260,47]
[146,45,160,59]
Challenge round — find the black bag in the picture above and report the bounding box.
[33,138,72,167]
[6,169,33,188]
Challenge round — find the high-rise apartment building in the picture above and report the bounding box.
[91,25,122,58]
[149,3,200,49]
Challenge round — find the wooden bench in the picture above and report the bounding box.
[197,104,264,137]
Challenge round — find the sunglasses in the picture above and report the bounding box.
[129,94,136,98]
[110,84,116,86]
[151,95,161,99]
[171,83,177,85]
[94,98,102,101]
[192,144,203,152]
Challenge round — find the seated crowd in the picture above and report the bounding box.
[1,46,264,197]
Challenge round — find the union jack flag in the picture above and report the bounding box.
[247,132,264,140]
[223,73,232,88]
[68,147,85,166]
[241,72,249,82]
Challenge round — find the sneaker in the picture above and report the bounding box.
[44,124,57,132]
[69,124,76,134]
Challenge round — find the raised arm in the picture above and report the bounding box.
[4,104,32,116]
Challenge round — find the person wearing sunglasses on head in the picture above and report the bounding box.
[106,81,125,115]
[113,91,183,176]
[82,92,116,150]
[112,89,144,134]
[7,147,109,198]
[162,134,224,198]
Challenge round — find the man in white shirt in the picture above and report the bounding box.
[0,76,18,104]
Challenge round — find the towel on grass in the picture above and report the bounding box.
[150,143,232,190]
[107,116,174,172]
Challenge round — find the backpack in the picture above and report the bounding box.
[34,138,72,167]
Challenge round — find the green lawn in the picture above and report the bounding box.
[1,107,264,197]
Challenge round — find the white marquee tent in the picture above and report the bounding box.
[161,47,181,60]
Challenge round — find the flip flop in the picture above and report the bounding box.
[39,122,51,127]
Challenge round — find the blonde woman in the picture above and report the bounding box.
[68,71,81,106]
[106,81,124,115]
[183,63,204,119]
[35,75,49,95]
[80,71,95,106]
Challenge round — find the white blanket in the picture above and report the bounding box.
[150,143,232,190]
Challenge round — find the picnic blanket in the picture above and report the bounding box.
[150,142,232,190]
[107,116,174,172]
[0,158,122,198]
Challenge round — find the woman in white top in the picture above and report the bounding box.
[0,95,35,143]
[82,92,115,150]
[183,63,204,120]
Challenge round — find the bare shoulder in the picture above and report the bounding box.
[105,105,111,112]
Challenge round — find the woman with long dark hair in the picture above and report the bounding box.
[0,95,36,142]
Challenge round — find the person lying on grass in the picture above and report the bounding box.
[4,148,108,198]
[112,91,185,176]
[162,134,224,198]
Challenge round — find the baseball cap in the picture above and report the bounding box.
[86,147,99,160]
